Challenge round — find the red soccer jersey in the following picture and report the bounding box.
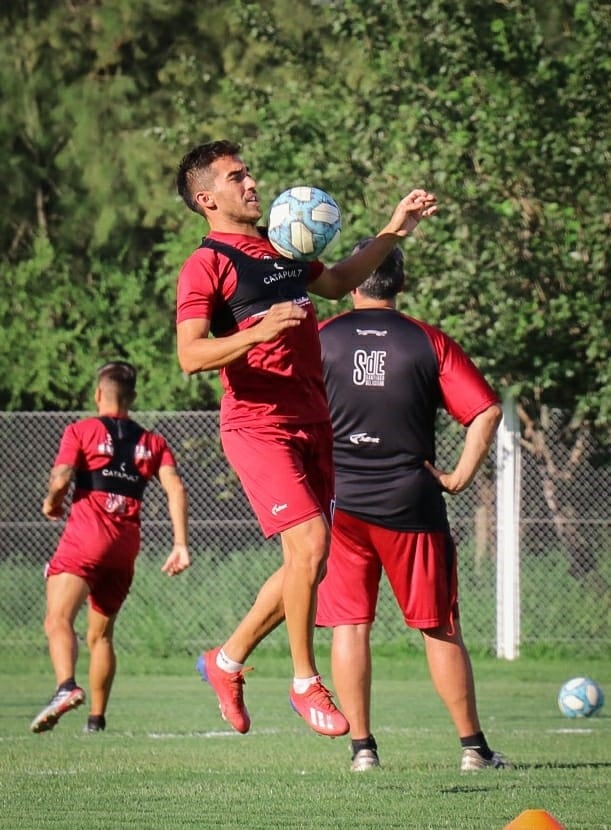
[54,416,175,526]
[176,231,330,428]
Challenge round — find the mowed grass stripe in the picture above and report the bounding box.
[1,657,609,830]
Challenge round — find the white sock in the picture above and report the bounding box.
[293,675,320,694]
[216,648,244,673]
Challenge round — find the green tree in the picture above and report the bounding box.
[1,0,608,464]
[0,0,228,408]
[161,0,610,574]
[0,234,215,410]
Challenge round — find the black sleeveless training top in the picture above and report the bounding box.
[74,416,149,500]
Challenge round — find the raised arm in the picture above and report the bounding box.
[309,189,437,300]
[158,465,191,576]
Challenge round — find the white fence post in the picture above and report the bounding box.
[496,393,521,659]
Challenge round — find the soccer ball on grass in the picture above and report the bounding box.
[267,186,341,261]
[557,676,604,718]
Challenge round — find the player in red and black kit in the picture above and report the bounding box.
[30,362,190,734]
[316,241,512,771]
[175,139,437,738]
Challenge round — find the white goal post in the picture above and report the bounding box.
[495,393,521,659]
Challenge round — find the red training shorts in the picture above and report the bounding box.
[45,511,139,616]
[221,421,335,538]
[316,507,458,630]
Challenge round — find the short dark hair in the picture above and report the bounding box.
[176,140,242,214]
[97,361,137,396]
[353,239,405,300]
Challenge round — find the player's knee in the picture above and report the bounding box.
[87,629,113,651]
[43,613,66,638]
[283,516,330,570]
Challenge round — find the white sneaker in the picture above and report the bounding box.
[30,687,86,733]
[351,748,381,772]
[461,748,512,771]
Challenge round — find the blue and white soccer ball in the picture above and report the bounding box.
[557,676,604,718]
[267,186,341,261]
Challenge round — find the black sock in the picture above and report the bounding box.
[460,731,493,760]
[58,677,77,692]
[351,734,378,757]
[87,715,106,731]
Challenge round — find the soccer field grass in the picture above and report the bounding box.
[1,654,609,830]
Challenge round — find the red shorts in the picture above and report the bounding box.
[221,422,335,538]
[316,508,458,630]
[46,512,139,616]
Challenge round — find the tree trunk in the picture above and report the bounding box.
[517,403,597,577]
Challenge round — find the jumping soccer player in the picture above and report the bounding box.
[175,139,437,737]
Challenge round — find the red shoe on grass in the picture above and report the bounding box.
[289,677,349,737]
[196,647,251,734]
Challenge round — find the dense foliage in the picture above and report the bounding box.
[1,0,609,436]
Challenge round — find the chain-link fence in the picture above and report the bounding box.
[0,410,608,659]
